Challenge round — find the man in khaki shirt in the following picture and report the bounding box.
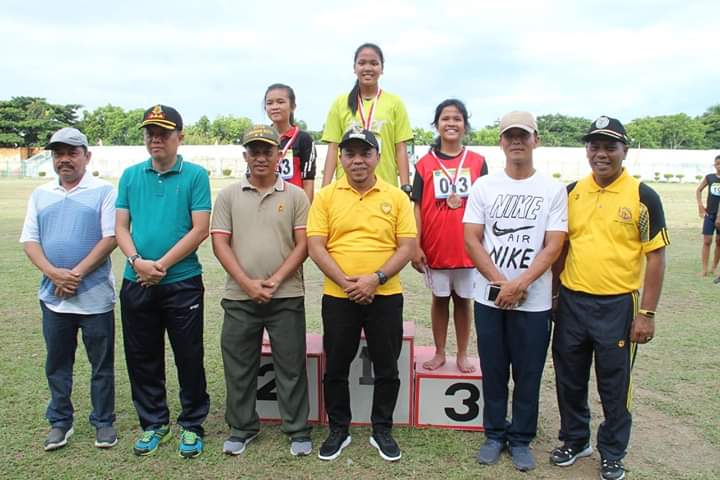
[211,125,312,457]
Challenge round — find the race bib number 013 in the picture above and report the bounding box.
[433,168,472,199]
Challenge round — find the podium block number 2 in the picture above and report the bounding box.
[257,363,277,401]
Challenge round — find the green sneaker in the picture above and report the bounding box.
[178,429,203,459]
[133,426,171,456]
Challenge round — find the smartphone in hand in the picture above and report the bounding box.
[486,284,501,302]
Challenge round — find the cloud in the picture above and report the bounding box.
[1,0,719,131]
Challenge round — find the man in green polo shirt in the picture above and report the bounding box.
[211,125,312,457]
[115,104,211,459]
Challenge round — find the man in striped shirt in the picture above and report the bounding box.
[21,127,118,451]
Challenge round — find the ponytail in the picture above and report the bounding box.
[347,80,360,115]
[430,136,441,154]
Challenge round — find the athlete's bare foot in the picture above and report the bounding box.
[698,271,710,277]
[456,354,476,373]
[423,353,446,370]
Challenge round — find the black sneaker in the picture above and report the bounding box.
[95,426,118,449]
[601,458,625,480]
[369,430,401,462]
[318,430,351,461]
[550,443,593,466]
[44,426,74,451]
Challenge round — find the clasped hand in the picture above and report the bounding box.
[344,275,379,305]
[50,267,82,298]
[134,259,166,288]
[493,279,529,310]
[245,278,279,304]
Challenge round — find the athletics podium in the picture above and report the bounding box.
[255,322,483,430]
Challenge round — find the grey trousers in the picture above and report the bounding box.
[221,297,311,439]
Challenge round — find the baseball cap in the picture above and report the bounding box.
[242,125,280,146]
[139,104,183,130]
[582,116,629,144]
[499,111,538,135]
[46,127,88,150]
[338,127,380,150]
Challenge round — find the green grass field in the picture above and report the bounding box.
[1,178,718,479]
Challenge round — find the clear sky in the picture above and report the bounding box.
[2,0,718,131]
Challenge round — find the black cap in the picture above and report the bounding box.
[582,116,628,144]
[139,104,183,131]
[338,126,379,150]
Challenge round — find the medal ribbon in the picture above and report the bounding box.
[280,126,300,159]
[357,88,382,129]
[431,148,468,192]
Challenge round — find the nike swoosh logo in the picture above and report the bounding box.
[492,222,534,236]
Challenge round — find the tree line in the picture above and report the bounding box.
[2,96,719,149]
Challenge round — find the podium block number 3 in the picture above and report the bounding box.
[444,382,480,422]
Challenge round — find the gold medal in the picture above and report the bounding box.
[446,193,462,209]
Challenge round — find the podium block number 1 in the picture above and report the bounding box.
[359,346,374,386]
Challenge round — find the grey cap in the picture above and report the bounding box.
[46,127,89,149]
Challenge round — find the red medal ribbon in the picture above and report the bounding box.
[431,148,468,192]
[357,88,382,129]
[280,125,300,158]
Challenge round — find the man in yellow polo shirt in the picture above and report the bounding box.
[307,127,415,463]
[550,116,669,480]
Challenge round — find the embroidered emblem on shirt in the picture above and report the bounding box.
[617,340,625,348]
[380,202,392,214]
[278,203,285,213]
[618,207,632,221]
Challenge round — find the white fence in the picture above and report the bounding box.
[29,144,720,183]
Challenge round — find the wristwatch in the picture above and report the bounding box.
[127,254,141,267]
[400,184,412,196]
[375,271,388,285]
